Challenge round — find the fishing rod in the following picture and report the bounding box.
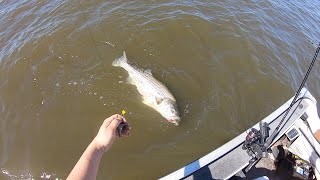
[263,41,320,149]
[242,41,320,172]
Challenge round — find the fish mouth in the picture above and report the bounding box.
[168,119,180,126]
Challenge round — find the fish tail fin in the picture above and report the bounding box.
[112,51,128,67]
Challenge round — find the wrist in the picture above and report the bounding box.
[91,138,106,155]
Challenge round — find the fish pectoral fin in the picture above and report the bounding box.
[142,96,152,105]
[144,69,152,76]
[155,97,164,105]
[143,96,162,106]
[125,76,134,84]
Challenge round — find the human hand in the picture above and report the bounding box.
[93,114,130,152]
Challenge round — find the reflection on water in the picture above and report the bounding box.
[0,0,319,179]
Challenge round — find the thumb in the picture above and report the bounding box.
[101,114,120,128]
[108,117,122,130]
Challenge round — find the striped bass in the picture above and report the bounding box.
[112,52,181,126]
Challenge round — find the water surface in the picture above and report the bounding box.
[0,0,319,179]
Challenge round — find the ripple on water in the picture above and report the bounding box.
[1,0,320,179]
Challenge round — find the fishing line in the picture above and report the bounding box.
[264,41,320,148]
[75,0,104,62]
[76,0,125,53]
[88,0,123,52]
[73,1,184,125]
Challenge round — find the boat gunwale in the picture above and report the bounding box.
[160,88,315,180]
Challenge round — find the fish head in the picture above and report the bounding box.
[157,98,181,126]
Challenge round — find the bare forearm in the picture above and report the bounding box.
[67,115,130,180]
[67,140,104,180]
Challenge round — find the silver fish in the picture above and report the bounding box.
[112,52,181,126]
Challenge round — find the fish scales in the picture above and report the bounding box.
[122,63,174,99]
[132,68,175,101]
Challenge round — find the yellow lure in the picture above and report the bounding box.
[121,109,126,116]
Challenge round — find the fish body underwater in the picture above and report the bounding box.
[112,52,181,126]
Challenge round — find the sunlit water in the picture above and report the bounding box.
[0,0,319,179]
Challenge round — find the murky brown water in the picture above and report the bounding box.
[0,0,320,179]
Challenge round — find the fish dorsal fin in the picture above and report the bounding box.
[155,97,163,105]
[123,51,126,59]
[144,69,152,76]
